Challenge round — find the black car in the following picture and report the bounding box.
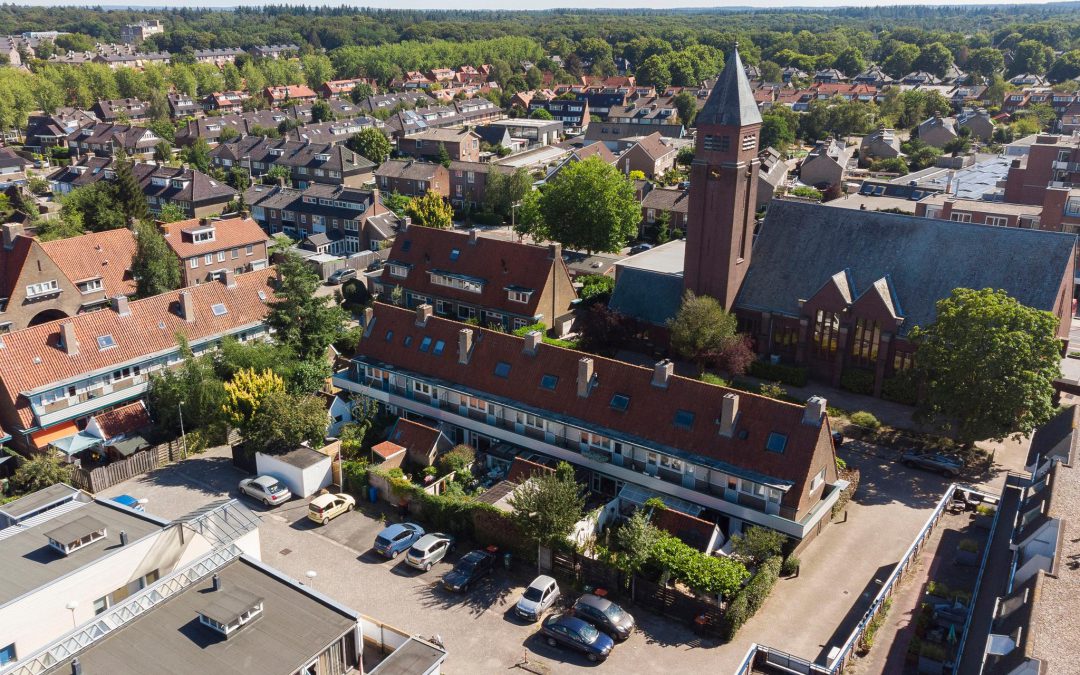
[442,550,495,592]
[539,614,615,662]
[571,594,635,641]
[366,258,384,272]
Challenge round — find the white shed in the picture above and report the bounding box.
[255,447,333,498]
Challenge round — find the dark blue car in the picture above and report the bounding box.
[539,614,615,662]
[373,522,425,558]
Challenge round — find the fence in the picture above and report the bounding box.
[734,482,985,675]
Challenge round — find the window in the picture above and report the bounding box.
[97,335,116,350]
[540,374,559,390]
[204,253,213,265]
[78,278,103,293]
[420,336,432,352]
[0,643,15,666]
[413,381,432,396]
[389,264,408,278]
[433,340,445,355]
[811,467,826,492]
[403,335,413,347]
[893,350,914,372]
[465,396,486,411]
[517,411,544,429]
[494,361,511,378]
[950,212,973,223]
[766,432,787,453]
[217,251,226,262]
[384,329,394,342]
[246,244,254,255]
[211,303,228,316]
[192,229,215,243]
[450,248,460,261]
[190,258,199,269]
[432,273,483,293]
[508,290,531,303]
[850,318,880,366]
[25,279,59,298]
[812,310,840,358]
[985,216,1008,227]
[659,455,683,472]
[232,248,239,259]
[609,393,630,411]
[583,432,611,450]
[673,409,695,429]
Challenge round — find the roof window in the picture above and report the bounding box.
[494,361,511,378]
[96,335,116,350]
[384,329,394,342]
[673,409,695,429]
[211,303,228,316]
[197,588,265,639]
[420,336,432,352]
[540,374,559,391]
[45,515,108,556]
[610,394,630,411]
[450,248,460,261]
[766,432,788,454]
[432,340,445,356]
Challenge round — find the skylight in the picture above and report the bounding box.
[673,409,695,429]
[610,394,630,411]
[420,336,432,352]
[402,240,412,252]
[766,432,788,454]
[450,248,460,261]
[540,374,559,391]
[494,361,511,378]
[385,329,394,342]
[96,335,116,350]
[211,303,228,316]
[432,340,445,356]
[258,290,267,301]
[403,335,413,347]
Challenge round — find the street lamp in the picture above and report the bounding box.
[510,201,523,241]
[305,570,317,591]
[178,401,188,460]
[65,600,78,630]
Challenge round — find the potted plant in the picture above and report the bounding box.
[974,503,996,529]
[955,538,980,566]
[925,580,950,605]
[918,641,947,674]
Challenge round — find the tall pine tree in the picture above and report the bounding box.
[131,220,180,298]
[114,150,149,225]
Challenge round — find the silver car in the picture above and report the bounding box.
[406,532,455,571]
[516,575,560,622]
[238,475,292,507]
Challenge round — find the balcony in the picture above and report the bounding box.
[34,379,149,428]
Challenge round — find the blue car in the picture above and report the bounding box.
[540,614,615,662]
[110,495,144,512]
[373,522,425,559]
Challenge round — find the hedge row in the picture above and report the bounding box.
[748,360,808,387]
[839,369,875,395]
[719,555,783,641]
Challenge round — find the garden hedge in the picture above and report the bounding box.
[748,360,808,387]
[719,555,782,641]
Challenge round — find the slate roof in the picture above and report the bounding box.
[735,199,1077,336]
[697,46,762,128]
[356,303,832,491]
[608,264,684,327]
[641,187,689,214]
[1026,404,1080,468]
[375,159,443,182]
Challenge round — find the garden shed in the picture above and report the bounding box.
[255,446,333,498]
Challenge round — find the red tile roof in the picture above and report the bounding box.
[93,400,150,439]
[387,418,443,454]
[161,216,268,260]
[372,440,406,460]
[380,227,571,320]
[356,304,833,493]
[506,456,554,484]
[39,228,137,297]
[0,268,277,430]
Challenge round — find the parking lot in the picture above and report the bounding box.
[97,437,1011,673]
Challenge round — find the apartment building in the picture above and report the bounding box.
[0,225,137,333]
[209,137,375,189]
[335,303,845,546]
[160,215,270,287]
[0,268,276,452]
[447,160,515,210]
[526,98,590,133]
[119,20,163,44]
[399,128,482,163]
[91,99,150,124]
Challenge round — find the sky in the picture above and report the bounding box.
[9,0,1072,8]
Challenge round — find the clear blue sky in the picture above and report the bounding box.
[13,0,1067,8]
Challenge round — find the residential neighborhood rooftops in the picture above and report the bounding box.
[160,215,269,259]
[38,228,137,296]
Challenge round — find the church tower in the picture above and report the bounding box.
[683,45,762,310]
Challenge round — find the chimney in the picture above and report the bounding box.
[719,393,739,437]
[548,242,562,261]
[111,295,130,317]
[2,222,22,250]
[212,573,221,592]
[363,306,374,327]
[651,359,674,388]
[803,396,827,427]
[119,530,128,546]
[523,330,542,355]
[415,302,432,327]
[179,291,195,322]
[469,228,479,244]
[577,357,594,398]
[400,216,411,231]
[277,175,286,187]
[458,328,474,365]
[199,216,211,228]
[60,322,79,356]
[222,269,237,288]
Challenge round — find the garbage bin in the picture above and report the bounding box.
[368,485,378,503]
[503,552,512,569]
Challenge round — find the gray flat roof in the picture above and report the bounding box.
[274,446,329,470]
[615,239,686,274]
[370,637,447,675]
[199,588,264,625]
[0,501,162,607]
[0,483,81,521]
[46,557,358,675]
[43,515,107,545]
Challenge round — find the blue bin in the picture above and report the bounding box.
[368,486,378,503]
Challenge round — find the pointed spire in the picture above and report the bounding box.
[697,44,762,128]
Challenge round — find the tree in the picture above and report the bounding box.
[1011,40,1054,76]
[147,341,228,441]
[636,54,672,90]
[483,167,532,221]
[264,164,291,186]
[310,99,335,123]
[913,42,954,78]
[223,367,285,431]
[668,290,740,373]
[406,190,454,229]
[60,183,127,233]
[1047,50,1080,83]
[267,252,347,363]
[301,54,334,90]
[540,156,639,253]
[245,390,328,454]
[833,47,866,78]
[346,128,392,165]
[157,202,187,223]
[154,140,173,163]
[113,151,149,224]
[613,510,662,576]
[181,138,212,173]
[967,47,1005,80]
[508,461,586,571]
[870,157,910,174]
[883,43,920,79]
[730,526,788,565]
[436,142,451,168]
[911,288,1062,445]
[132,220,181,297]
[349,82,375,104]
[11,454,72,494]
[760,108,797,152]
[672,90,697,127]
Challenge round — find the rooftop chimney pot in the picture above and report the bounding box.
[577,357,594,398]
[222,269,237,289]
[112,295,130,317]
[458,328,474,365]
[60,322,79,356]
[415,303,433,327]
[803,396,827,427]
[652,359,674,388]
[719,393,739,437]
[179,291,196,322]
[523,330,542,355]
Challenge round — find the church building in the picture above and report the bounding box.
[610,46,1077,397]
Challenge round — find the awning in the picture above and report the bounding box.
[110,435,149,457]
[618,483,704,517]
[30,420,80,449]
[52,432,102,456]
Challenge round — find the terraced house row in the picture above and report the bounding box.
[335,303,847,547]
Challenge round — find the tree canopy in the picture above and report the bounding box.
[405,190,454,229]
[266,252,348,363]
[131,220,181,298]
[538,156,639,254]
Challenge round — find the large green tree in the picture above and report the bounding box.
[405,190,453,229]
[540,156,639,254]
[346,127,392,165]
[132,220,181,298]
[668,290,741,373]
[60,182,126,233]
[912,288,1062,445]
[483,167,532,221]
[245,390,328,454]
[11,454,72,494]
[266,252,348,363]
[509,461,586,572]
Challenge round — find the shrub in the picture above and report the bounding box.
[731,526,788,566]
[719,555,782,641]
[759,381,788,400]
[341,459,370,495]
[699,372,730,387]
[748,360,808,387]
[858,597,891,653]
[422,465,439,478]
[652,534,749,599]
[975,504,996,516]
[579,274,615,304]
[920,641,946,662]
[849,411,881,429]
[840,369,875,395]
[926,580,950,598]
[439,444,476,475]
[881,372,918,405]
[781,555,800,577]
[791,186,823,201]
[469,210,502,226]
[836,457,847,471]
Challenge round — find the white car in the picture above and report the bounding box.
[516,575,560,622]
[238,475,292,507]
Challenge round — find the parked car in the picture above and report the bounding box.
[366,258,384,272]
[629,243,653,255]
[442,549,496,592]
[307,492,355,525]
[238,475,292,506]
[110,495,145,512]
[373,522,425,558]
[327,268,357,285]
[539,614,615,662]
[571,594,635,641]
[832,431,844,449]
[516,575,560,622]
[406,532,456,571]
[901,450,963,477]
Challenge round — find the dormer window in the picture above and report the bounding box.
[197,589,264,639]
[151,176,167,187]
[45,516,107,556]
[507,289,531,303]
[171,179,190,189]
[389,264,408,278]
[78,278,103,294]
[191,228,216,243]
[315,153,330,162]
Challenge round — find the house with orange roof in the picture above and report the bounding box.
[159,214,270,287]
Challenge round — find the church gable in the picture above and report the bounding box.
[804,269,853,313]
[850,276,904,330]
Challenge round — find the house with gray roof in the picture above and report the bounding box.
[859,125,902,167]
[957,107,995,142]
[799,138,852,188]
[918,114,959,148]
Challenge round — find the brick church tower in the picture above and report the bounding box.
[683,45,762,310]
